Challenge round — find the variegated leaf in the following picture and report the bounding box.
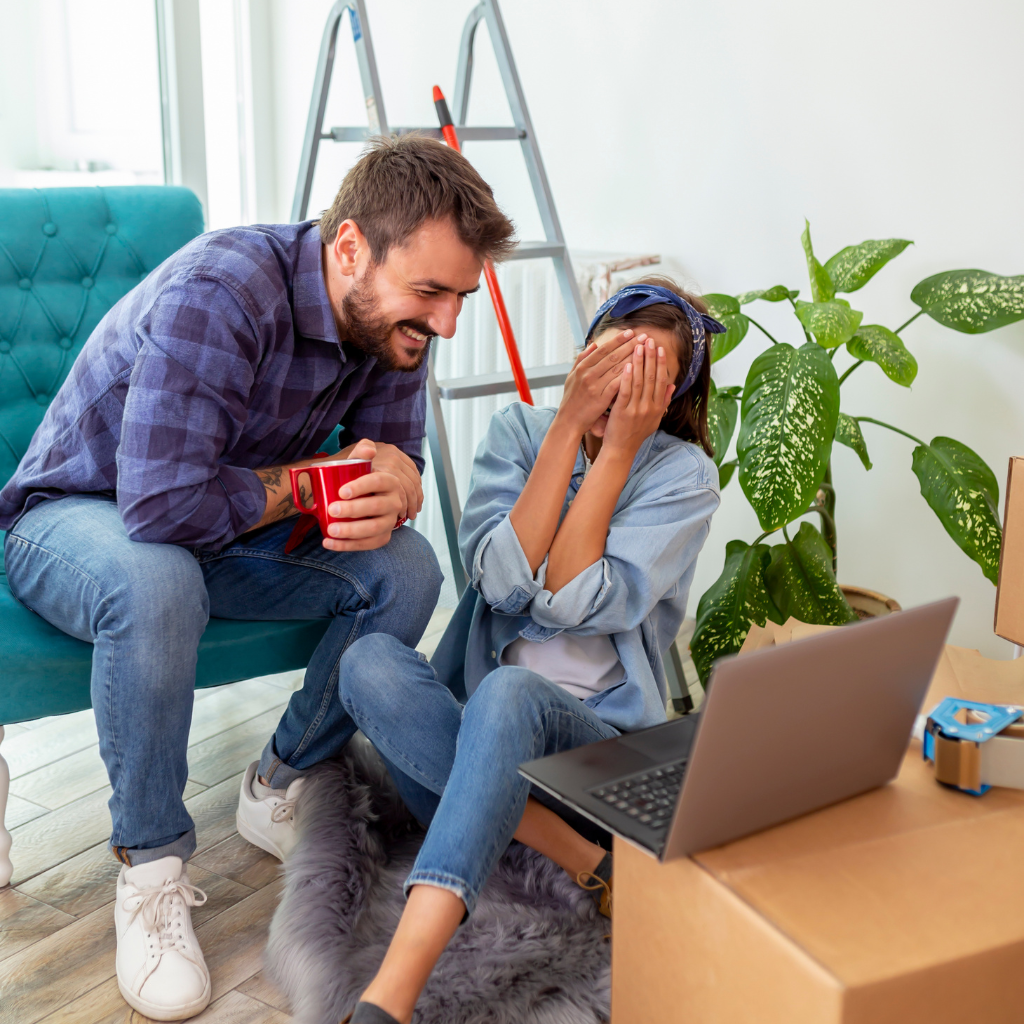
[911,436,1002,583]
[801,221,835,303]
[737,343,840,531]
[710,313,749,362]
[691,539,781,682]
[823,239,912,293]
[736,285,799,305]
[911,270,1024,334]
[719,459,737,489]
[795,300,863,348]
[703,293,740,320]
[708,381,740,465]
[764,522,857,625]
[835,412,871,470]
[846,325,918,386]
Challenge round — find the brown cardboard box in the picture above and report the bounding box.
[612,628,1024,1023]
[995,456,1024,645]
[611,751,1024,1023]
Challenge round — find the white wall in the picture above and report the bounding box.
[251,0,1023,655]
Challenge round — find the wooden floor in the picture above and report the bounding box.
[1,610,701,1023]
[0,608,455,1024]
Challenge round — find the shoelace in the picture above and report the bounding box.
[576,870,612,912]
[270,796,297,824]
[125,878,208,953]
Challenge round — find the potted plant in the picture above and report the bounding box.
[690,222,1024,682]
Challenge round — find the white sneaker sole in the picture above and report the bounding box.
[236,811,287,862]
[117,974,211,1021]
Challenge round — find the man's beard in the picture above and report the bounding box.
[339,274,433,372]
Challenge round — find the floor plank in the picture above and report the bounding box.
[223,670,304,694]
[2,708,98,779]
[3,793,49,829]
[16,841,132,919]
[191,833,283,891]
[8,787,113,886]
[188,773,249,858]
[29,977,128,1024]
[186,865,257,930]
[10,744,110,811]
[186,709,286,789]
[192,990,290,1024]
[0,887,76,963]
[0,900,117,1024]
[188,681,291,747]
[236,971,290,1014]
[196,878,286,1001]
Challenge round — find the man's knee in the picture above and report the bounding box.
[102,542,208,638]
[382,526,443,604]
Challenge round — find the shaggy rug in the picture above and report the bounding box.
[264,736,611,1024]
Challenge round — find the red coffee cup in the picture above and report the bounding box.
[289,459,372,538]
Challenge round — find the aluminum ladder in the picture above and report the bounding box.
[292,0,694,713]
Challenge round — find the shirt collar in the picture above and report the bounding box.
[292,223,345,359]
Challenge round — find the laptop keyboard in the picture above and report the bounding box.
[588,760,686,841]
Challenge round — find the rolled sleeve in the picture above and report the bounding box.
[474,513,541,613]
[530,557,612,629]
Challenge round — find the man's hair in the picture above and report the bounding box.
[590,275,715,458]
[319,133,516,264]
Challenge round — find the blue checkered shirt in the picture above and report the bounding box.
[0,222,427,549]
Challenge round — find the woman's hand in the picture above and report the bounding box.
[601,338,674,458]
[555,329,641,435]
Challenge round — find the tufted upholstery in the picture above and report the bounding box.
[0,187,329,725]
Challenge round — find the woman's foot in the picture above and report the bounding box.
[576,850,613,918]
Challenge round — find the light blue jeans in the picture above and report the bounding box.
[3,495,442,865]
[338,632,619,916]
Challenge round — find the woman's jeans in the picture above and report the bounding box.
[3,495,442,865]
[338,632,619,916]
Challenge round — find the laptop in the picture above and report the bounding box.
[519,597,958,860]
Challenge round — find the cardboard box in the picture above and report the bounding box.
[995,456,1024,645]
[611,750,1024,1023]
[612,629,1024,1023]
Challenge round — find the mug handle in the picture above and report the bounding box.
[289,466,317,515]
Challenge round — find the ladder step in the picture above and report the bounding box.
[437,363,572,401]
[325,126,524,143]
[506,240,565,261]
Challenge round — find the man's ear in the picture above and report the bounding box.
[330,219,369,278]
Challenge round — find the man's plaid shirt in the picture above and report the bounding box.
[0,222,427,549]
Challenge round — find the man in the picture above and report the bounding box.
[0,134,515,1021]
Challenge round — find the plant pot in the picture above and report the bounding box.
[841,585,902,620]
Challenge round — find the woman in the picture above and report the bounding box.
[337,278,724,1024]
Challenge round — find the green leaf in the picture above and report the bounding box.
[736,285,799,305]
[801,221,835,303]
[737,343,840,531]
[835,412,871,470]
[846,325,918,386]
[710,313,750,362]
[691,540,782,682]
[764,522,857,625]
[794,300,864,348]
[823,239,912,293]
[911,437,1002,584]
[707,381,740,465]
[703,293,740,320]
[719,459,737,489]
[910,270,1024,334]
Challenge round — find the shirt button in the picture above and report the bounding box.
[491,650,497,659]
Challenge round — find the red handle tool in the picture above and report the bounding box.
[432,85,533,405]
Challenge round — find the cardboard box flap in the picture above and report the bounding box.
[922,644,1024,711]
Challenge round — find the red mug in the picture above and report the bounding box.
[289,458,372,537]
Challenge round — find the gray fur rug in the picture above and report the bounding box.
[264,736,611,1024]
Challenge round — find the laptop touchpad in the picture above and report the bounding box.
[617,715,699,762]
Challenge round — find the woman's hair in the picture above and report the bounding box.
[588,275,714,458]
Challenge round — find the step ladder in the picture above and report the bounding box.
[292,0,693,714]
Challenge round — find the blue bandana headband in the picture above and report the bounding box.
[586,284,726,399]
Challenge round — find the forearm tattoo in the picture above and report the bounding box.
[256,466,311,522]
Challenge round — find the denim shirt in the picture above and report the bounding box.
[430,402,720,733]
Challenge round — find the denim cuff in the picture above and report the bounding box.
[404,868,473,920]
[257,736,308,789]
[114,827,196,867]
[531,557,611,629]
[473,516,540,613]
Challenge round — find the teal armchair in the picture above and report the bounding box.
[0,187,330,884]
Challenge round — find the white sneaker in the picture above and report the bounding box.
[114,855,211,1021]
[235,760,304,861]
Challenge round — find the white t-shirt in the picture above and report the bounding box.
[501,633,625,701]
